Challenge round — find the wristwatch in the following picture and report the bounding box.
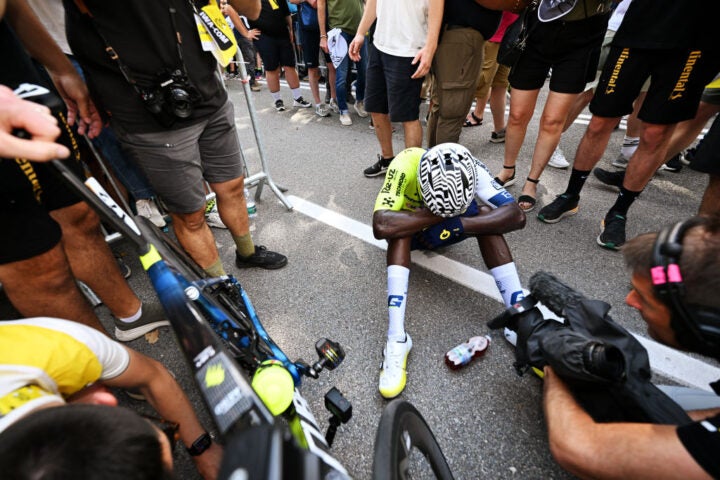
[186,432,212,456]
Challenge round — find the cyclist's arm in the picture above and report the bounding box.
[460,203,525,236]
[543,366,710,480]
[229,0,260,20]
[104,348,223,480]
[373,208,444,240]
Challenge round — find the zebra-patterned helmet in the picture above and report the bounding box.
[418,143,478,218]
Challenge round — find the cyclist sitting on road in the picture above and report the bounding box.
[0,317,222,479]
[372,143,526,399]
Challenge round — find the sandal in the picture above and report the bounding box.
[493,165,516,188]
[463,112,483,128]
[518,177,539,212]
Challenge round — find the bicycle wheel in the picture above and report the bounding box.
[372,399,454,480]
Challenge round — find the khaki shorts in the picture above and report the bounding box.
[474,41,510,100]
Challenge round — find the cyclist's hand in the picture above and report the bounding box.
[0,85,71,160]
[194,442,223,480]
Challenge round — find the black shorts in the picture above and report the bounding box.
[690,115,720,175]
[509,13,608,94]
[300,27,330,68]
[591,47,720,124]
[364,42,424,122]
[254,34,296,71]
[0,159,82,264]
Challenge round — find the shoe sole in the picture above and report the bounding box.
[489,138,505,144]
[548,162,570,169]
[596,220,622,251]
[537,206,578,224]
[235,257,289,270]
[364,169,387,178]
[115,320,170,342]
[494,176,516,188]
[611,161,628,169]
[379,337,412,399]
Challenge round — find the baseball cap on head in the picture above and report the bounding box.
[538,0,578,22]
[418,143,478,218]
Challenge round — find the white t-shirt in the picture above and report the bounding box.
[27,0,73,55]
[608,0,632,32]
[373,0,429,58]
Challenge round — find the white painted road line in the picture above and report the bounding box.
[290,195,720,391]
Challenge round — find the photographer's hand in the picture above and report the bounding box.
[0,86,70,161]
[49,70,103,139]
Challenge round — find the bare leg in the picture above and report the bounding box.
[51,202,141,319]
[476,235,514,269]
[699,174,720,216]
[664,101,720,161]
[372,112,395,159]
[171,209,221,270]
[283,65,301,90]
[265,68,281,94]
[403,119,423,148]
[0,242,105,332]
[387,237,412,268]
[625,91,647,138]
[210,176,250,237]
[499,88,540,183]
[563,89,594,133]
[327,62,337,101]
[488,86,508,133]
[307,67,322,104]
[520,91,578,206]
[623,123,676,191]
[572,115,622,171]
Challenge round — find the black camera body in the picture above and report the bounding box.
[140,69,199,127]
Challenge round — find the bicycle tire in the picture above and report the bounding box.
[372,399,454,480]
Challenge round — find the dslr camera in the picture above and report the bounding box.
[139,69,199,127]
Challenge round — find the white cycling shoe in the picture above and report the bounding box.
[379,334,413,399]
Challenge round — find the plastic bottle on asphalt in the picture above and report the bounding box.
[245,187,257,231]
[444,335,491,370]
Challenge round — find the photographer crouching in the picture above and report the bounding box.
[492,215,720,479]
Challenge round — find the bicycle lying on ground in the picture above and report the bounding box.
[53,156,455,479]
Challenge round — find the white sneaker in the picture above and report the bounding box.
[329,98,340,114]
[339,113,352,126]
[354,100,368,118]
[503,327,517,347]
[204,199,227,229]
[315,103,331,117]
[548,147,570,169]
[293,96,312,108]
[135,199,166,228]
[378,334,413,399]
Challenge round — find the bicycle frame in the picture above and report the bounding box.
[52,160,350,478]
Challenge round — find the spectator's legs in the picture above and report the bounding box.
[307,66,322,104]
[265,67,282,96]
[50,202,142,319]
[488,85,507,133]
[621,123,676,192]
[572,115,620,171]
[283,65,302,90]
[0,242,104,332]
[519,91,578,208]
[372,113,394,159]
[563,89,594,133]
[498,88,540,184]
[663,101,720,161]
[327,61,337,102]
[402,120,422,148]
[170,209,222,270]
[335,52,350,113]
[210,176,250,237]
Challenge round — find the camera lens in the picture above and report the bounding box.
[169,88,193,118]
[142,91,164,115]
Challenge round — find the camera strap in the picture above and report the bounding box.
[71,0,192,96]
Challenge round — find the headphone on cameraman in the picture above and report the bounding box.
[651,217,720,357]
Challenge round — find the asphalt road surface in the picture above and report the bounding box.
[2,77,718,479]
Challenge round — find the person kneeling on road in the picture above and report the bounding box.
[543,216,720,479]
[372,143,526,399]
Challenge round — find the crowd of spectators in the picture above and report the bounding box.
[1,0,719,478]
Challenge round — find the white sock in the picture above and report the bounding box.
[315,103,322,108]
[621,136,639,158]
[387,265,409,341]
[291,87,302,100]
[118,304,142,323]
[490,262,524,308]
[271,90,282,102]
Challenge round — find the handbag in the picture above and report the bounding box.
[497,1,538,68]
[299,3,319,30]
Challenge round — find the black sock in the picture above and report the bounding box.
[608,186,641,217]
[566,169,591,196]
